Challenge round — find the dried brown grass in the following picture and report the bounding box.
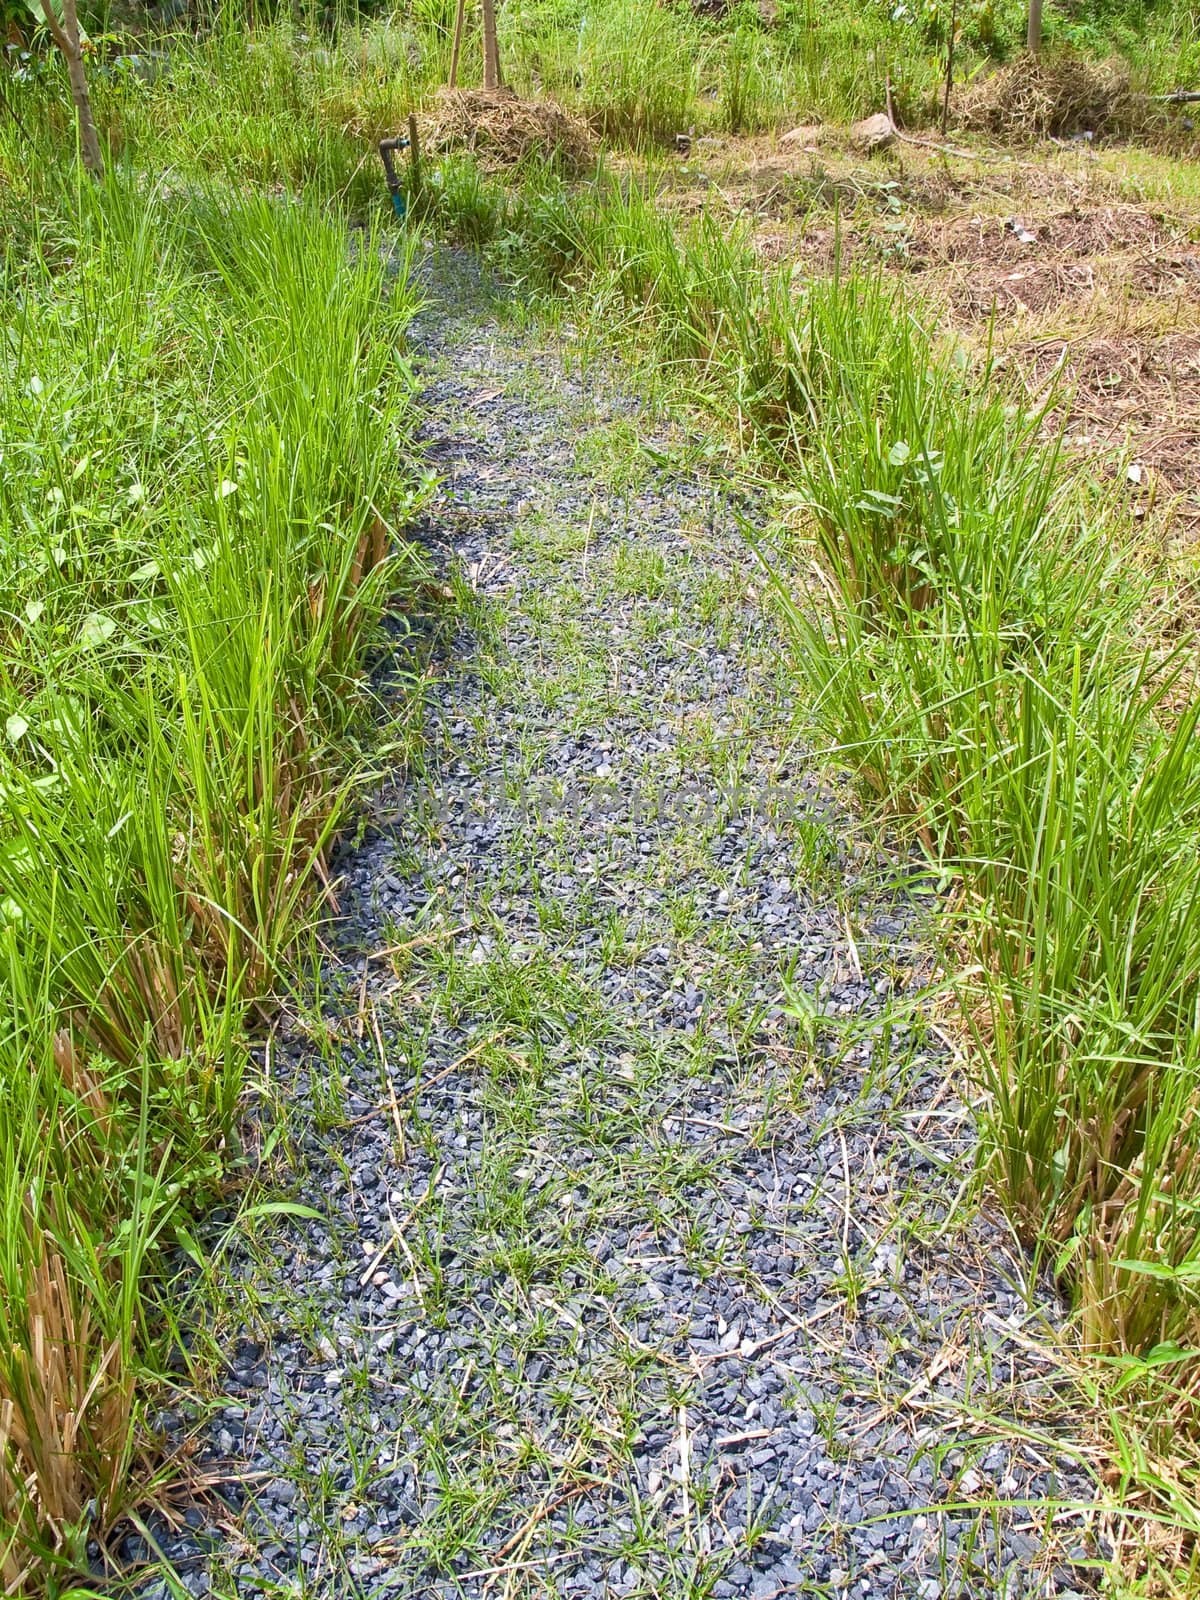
[423,87,595,175]
[0,1207,132,1592]
[958,54,1151,140]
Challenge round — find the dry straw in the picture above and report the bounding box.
[958,54,1150,139]
[423,88,595,174]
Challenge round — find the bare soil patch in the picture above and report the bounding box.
[924,204,1175,264]
[1015,332,1200,516]
[646,133,1200,529]
[910,205,1200,323]
[943,259,1103,318]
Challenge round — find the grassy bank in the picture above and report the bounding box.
[0,111,428,1598]
[438,161,1200,1579]
[12,0,1200,185]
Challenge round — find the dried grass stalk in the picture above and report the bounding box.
[0,1204,132,1589]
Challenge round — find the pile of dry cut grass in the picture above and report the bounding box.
[424,88,595,175]
[958,54,1150,139]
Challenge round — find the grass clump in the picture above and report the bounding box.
[576,0,703,141]
[0,169,427,1591]
[763,290,1200,1345]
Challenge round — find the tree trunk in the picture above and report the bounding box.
[39,0,104,177]
[481,0,502,91]
[448,0,466,89]
[1026,0,1043,53]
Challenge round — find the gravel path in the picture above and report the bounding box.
[162,250,1097,1600]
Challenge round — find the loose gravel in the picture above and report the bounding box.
[154,247,1099,1600]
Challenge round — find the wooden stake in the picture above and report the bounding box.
[407,110,423,201]
[448,0,466,89]
[942,0,957,136]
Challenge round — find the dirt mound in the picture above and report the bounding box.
[686,0,777,21]
[947,260,1100,318]
[424,88,595,175]
[958,55,1149,140]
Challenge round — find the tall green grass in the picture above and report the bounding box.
[461,158,1200,1548]
[0,168,426,1590]
[10,0,1200,205]
[576,0,702,140]
[770,291,1200,1361]
[10,12,447,210]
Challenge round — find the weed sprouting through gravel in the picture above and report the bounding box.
[152,250,1101,1600]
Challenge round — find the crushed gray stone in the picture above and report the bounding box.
[149,246,1101,1600]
